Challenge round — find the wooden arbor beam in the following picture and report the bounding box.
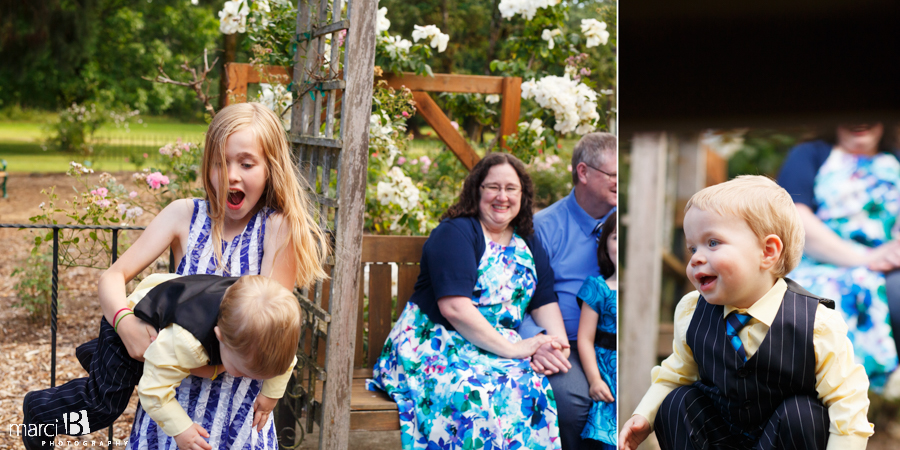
[381,73,522,169]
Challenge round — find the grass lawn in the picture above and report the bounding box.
[1,114,580,174]
[0,115,208,173]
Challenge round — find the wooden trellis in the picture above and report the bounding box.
[269,0,378,449]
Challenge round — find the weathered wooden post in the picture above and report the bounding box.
[622,132,667,448]
[284,0,377,448]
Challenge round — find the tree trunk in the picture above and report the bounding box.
[485,0,502,75]
[218,33,238,109]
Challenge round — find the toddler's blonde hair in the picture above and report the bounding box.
[684,175,804,278]
[202,103,329,288]
[218,275,301,377]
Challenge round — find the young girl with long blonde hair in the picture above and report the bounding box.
[95,102,327,450]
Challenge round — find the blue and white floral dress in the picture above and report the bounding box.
[787,148,900,388]
[368,233,561,450]
[577,276,616,448]
[127,199,278,450]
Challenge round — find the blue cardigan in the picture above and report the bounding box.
[409,216,558,331]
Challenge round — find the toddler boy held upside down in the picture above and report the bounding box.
[620,176,873,450]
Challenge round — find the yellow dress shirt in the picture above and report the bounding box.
[633,278,873,450]
[127,274,297,437]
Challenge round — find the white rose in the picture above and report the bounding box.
[376,7,391,33]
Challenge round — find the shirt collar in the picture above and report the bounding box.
[724,278,786,327]
[565,189,616,237]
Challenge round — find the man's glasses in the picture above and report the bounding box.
[584,163,617,181]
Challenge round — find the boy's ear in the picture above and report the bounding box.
[760,234,784,271]
[214,326,222,341]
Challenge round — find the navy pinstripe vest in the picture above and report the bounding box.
[133,274,239,366]
[686,279,835,437]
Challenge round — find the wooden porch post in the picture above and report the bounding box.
[622,132,668,439]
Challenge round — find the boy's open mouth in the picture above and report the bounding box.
[227,189,245,210]
[698,275,717,290]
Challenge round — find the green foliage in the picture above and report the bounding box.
[728,130,801,179]
[11,245,55,323]
[528,154,573,208]
[0,0,223,118]
[42,102,140,156]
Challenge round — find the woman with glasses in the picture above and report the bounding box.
[369,153,568,450]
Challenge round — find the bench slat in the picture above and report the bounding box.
[395,264,419,320]
[367,264,393,368]
[361,236,427,263]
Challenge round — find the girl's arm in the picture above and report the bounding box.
[259,213,299,291]
[99,199,193,360]
[578,304,612,402]
[438,296,557,359]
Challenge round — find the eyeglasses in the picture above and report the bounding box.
[480,183,522,196]
[584,163,617,181]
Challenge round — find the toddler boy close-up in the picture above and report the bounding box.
[619,175,874,450]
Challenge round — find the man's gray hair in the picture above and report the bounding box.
[571,132,616,185]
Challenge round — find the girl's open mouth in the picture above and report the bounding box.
[227,190,245,210]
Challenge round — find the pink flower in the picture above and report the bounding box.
[90,187,109,198]
[401,111,410,118]
[129,191,138,198]
[146,172,170,189]
[409,159,418,165]
[419,156,432,167]
[580,67,591,76]
[567,164,573,172]
[143,153,148,158]
[450,121,459,131]
[397,157,407,165]
[95,199,111,208]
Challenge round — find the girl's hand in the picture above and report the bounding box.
[117,315,158,361]
[174,423,211,450]
[589,378,614,403]
[252,395,278,431]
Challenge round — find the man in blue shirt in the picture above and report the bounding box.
[520,132,617,449]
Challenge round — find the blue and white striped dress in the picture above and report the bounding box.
[127,199,278,450]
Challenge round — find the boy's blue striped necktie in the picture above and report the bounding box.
[726,312,753,361]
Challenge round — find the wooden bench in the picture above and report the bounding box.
[309,235,675,431]
[310,235,427,431]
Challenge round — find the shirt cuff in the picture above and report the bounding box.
[261,356,298,399]
[632,382,677,430]
[826,433,868,450]
[516,314,546,339]
[148,399,194,437]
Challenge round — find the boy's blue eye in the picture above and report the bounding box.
[708,239,719,248]
[688,246,697,254]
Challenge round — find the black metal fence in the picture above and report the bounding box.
[1,223,161,446]
[89,134,204,171]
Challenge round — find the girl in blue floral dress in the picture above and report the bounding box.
[778,125,900,389]
[577,213,617,450]
[369,154,566,450]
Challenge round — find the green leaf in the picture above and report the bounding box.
[89,231,97,241]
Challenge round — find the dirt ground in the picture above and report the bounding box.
[1,173,899,449]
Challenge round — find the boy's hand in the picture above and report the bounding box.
[118,315,158,361]
[589,378,614,403]
[252,395,278,431]
[619,415,651,450]
[174,423,211,450]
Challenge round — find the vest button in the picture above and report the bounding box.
[737,367,751,377]
[742,400,752,410]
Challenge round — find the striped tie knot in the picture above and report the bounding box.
[726,312,752,362]
[592,222,603,243]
